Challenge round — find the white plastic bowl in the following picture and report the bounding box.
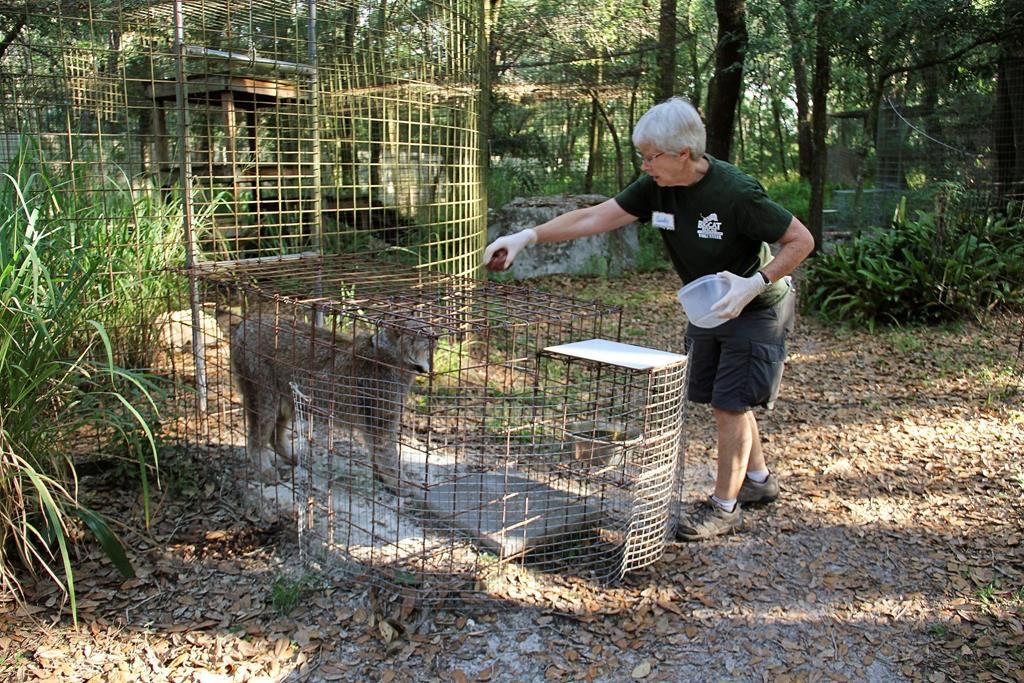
[677,273,731,328]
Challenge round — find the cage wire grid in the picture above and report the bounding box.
[0,0,485,267]
[0,0,488,380]
[0,0,694,608]
[182,253,688,601]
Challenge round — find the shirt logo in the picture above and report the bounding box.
[696,213,723,240]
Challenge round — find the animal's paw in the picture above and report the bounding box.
[258,465,284,485]
[253,450,287,484]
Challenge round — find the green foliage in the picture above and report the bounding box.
[270,572,321,615]
[761,176,812,225]
[803,195,1024,328]
[634,226,671,272]
[486,162,583,210]
[0,143,166,623]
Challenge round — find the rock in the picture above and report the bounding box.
[155,305,222,352]
[488,195,640,278]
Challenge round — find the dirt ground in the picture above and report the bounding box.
[1,270,1022,683]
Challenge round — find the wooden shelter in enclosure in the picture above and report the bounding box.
[145,75,313,241]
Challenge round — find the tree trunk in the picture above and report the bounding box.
[779,0,810,179]
[480,0,502,172]
[656,0,678,102]
[705,0,747,160]
[736,93,746,164]
[995,53,1024,198]
[591,93,626,188]
[684,0,702,109]
[337,6,358,189]
[771,95,789,178]
[0,14,26,62]
[864,74,884,184]
[562,105,581,176]
[995,1,1024,200]
[808,0,832,253]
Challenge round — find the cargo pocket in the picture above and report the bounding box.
[748,340,787,407]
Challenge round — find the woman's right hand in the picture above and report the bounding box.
[482,228,537,271]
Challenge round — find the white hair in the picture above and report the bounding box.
[631,97,706,158]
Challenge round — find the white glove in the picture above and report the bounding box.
[483,228,537,271]
[710,271,771,319]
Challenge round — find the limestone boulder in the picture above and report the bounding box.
[488,195,640,278]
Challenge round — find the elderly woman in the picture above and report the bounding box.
[484,96,815,541]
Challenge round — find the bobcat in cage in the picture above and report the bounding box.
[229,312,434,496]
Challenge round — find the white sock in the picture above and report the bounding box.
[746,469,770,483]
[711,495,737,512]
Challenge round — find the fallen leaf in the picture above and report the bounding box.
[379,620,398,644]
[631,661,651,679]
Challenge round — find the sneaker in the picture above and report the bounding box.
[737,473,780,505]
[675,497,743,541]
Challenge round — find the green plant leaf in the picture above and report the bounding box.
[73,507,135,579]
[20,464,76,626]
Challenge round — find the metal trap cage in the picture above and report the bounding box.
[188,253,687,601]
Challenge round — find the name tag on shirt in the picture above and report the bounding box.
[652,211,675,231]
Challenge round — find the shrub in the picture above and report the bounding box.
[802,195,1024,328]
[761,175,812,225]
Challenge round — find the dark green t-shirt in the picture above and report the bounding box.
[614,154,793,309]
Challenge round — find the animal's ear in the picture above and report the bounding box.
[373,324,399,350]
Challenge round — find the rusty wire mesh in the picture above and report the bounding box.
[182,254,688,601]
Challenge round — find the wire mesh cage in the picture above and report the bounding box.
[0,0,696,609]
[0,0,485,281]
[183,253,687,601]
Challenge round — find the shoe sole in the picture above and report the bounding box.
[738,493,778,506]
[674,520,744,542]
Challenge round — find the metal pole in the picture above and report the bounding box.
[173,0,207,412]
[307,0,325,327]
[183,45,316,75]
[307,0,323,256]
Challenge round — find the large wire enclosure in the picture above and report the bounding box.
[0,0,485,276]
[1,1,693,603]
[189,254,687,599]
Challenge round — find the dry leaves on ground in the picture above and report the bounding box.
[1,270,1022,682]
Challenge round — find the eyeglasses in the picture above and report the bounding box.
[636,151,666,164]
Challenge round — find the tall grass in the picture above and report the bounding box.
[0,143,179,622]
[84,179,190,368]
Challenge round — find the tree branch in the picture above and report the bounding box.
[0,13,26,62]
[879,26,1016,81]
[498,46,655,71]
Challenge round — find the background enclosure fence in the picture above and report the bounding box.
[1,0,486,276]
[484,1,1021,240]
